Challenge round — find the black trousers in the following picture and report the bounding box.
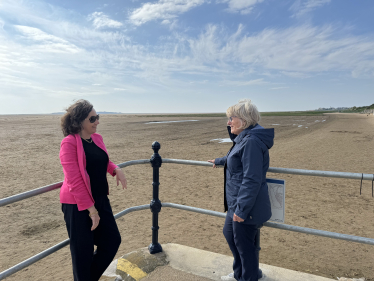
[223,215,260,281]
[62,196,121,281]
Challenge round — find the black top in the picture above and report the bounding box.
[81,138,109,199]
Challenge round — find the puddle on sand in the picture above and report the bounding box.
[145,120,199,124]
[211,138,232,143]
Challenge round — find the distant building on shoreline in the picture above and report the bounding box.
[316,107,350,111]
[315,104,374,114]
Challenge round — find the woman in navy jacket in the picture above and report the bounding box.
[208,99,274,281]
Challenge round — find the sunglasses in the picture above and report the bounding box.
[87,114,100,123]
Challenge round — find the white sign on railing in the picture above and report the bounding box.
[267,178,285,223]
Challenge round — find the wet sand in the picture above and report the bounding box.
[0,113,373,280]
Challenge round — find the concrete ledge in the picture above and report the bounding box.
[102,243,338,281]
[162,243,336,281]
[116,247,168,281]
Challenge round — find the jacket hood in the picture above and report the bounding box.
[227,124,274,149]
[250,125,274,149]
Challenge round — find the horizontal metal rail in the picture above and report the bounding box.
[0,239,70,281]
[162,202,374,245]
[163,158,216,167]
[0,160,151,207]
[0,204,149,280]
[267,167,374,181]
[163,159,374,181]
[117,159,150,169]
[2,202,374,280]
[263,221,374,245]
[0,182,63,207]
[1,158,373,208]
[114,204,149,220]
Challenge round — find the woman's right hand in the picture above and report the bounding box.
[88,206,100,231]
[207,159,216,168]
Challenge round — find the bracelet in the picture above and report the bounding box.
[89,211,98,217]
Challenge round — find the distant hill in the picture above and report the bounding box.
[52,111,123,115]
[97,111,122,114]
[342,103,374,113]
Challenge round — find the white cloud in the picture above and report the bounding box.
[290,0,331,18]
[14,25,81,53]
[281,71,310,78]
[129,0,205,26]
[270,86,289,90]
[225,78,266,86]
[88,12,123,29]
[221,0,264,14]
[185,24,374,76]
[1,0,374,114]
[188,24,223,63]
[161,19,171,25]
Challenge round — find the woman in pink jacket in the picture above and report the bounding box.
[60,99,127,281]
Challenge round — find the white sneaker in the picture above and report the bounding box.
[221,272,235,280]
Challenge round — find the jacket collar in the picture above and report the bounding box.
[233,123,258,144]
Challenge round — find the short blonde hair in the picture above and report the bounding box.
[226,99,260,129]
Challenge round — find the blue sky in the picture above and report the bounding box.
[0,0,373,114]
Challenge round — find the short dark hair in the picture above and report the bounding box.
[61,99,93,137]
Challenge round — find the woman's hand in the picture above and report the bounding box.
[114,168,127,189]
[88,206,100,231]
[207,159,216,168]
[233,213,244,223]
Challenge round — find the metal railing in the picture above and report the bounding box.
[0,159,151,207]
[2,159,373,208]
[0,204,150,280]
[1,141,374,280]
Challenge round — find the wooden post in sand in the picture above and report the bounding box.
[149,141,163,254]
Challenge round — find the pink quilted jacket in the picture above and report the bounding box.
[59,133,118,211]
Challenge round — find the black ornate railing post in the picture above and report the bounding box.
[148,141,163,254]
[255,226,263,279]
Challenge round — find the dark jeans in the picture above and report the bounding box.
[62,196,121,281]
[223,215,260,281]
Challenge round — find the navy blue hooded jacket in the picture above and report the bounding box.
[215,124,274,225]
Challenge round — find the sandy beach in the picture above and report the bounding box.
[0,113,373,281]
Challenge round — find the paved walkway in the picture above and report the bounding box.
[101,243,337,281]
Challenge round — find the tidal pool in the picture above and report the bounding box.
[210,138,232,143]
[145,120,199,124]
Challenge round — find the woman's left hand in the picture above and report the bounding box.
[233,213,244,222]
[207,159,216,168]
[115,168,127,189]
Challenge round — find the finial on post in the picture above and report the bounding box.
[150,141,162,168]
[152,141,160,153]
